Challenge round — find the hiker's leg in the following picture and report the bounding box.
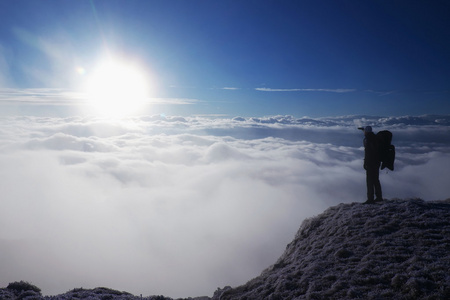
[366,170,374,201]
[374,169,382,200]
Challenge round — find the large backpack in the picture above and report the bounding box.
[376,130,395,171]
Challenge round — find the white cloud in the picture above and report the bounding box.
[0,88,200,108]
[0,115,449,298]
[219,87,240,90]
[255,87,356,93]
[147,98,201,105]
[0,88,84,106]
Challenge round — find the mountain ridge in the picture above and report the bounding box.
[214,199,450,299]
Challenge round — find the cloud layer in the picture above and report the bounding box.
[0,115,449,298]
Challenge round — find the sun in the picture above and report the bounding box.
[84,57,151,116]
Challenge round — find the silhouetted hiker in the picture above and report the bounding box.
[362,126,382,204]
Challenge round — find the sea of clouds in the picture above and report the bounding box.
[0,114,449,298]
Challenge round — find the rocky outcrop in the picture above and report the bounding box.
[215,199,450,299]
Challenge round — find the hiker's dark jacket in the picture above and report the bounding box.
[364,132,380,169]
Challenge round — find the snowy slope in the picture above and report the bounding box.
[214,199,450,299]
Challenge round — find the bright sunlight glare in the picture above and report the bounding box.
[84,57,151,116]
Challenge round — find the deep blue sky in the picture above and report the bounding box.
[0,0,449,117]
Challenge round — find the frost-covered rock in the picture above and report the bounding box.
[0,286,172,300]
[215,199,450,299]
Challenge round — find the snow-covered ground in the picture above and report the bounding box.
[2,198,449,299]
[214,199,450,299]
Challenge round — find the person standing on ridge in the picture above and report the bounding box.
[362,126,383,204]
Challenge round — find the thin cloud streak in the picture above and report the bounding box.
[220,87,240,90]
[255,87,356,93]
[148,97,201,105]
[0,88,200,106]
[0,88,84,106]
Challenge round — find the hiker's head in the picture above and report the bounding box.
[364,126,372,135]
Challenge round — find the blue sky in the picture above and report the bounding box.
[0,0,449,117]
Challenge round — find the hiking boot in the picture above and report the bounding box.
[375,198,384,203]
[364,199,376,204]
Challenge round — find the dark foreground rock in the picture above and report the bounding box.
[2,199,449,300]
[0,285,173,300]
